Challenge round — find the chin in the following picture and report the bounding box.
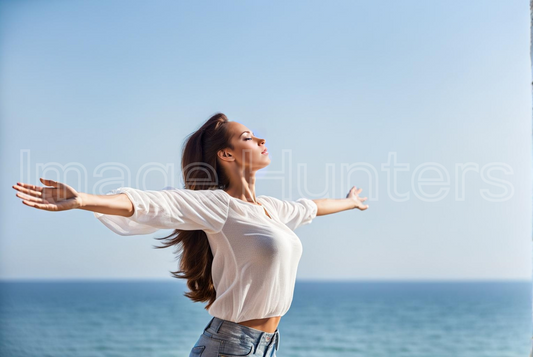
[258,160,270,170]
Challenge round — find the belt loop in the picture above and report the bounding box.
[211,317,223,333]
[204,316,215,331]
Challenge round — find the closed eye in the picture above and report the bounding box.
[244,138,252,141]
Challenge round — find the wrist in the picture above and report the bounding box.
[346,197,357,210]
[75,193,86,209]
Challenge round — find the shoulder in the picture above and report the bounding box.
[162,187,230,204]
[208,189,231,204]
[198,188,232,207]
[257,195,283,208]
[257,194,273,203]
[258,195,316,210]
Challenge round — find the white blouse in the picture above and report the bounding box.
[94,187,318,323]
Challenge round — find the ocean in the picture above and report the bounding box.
[0,280,530,357]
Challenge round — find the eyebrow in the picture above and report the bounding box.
[239,130,254,137]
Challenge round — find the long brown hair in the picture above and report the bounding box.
[152,113,233,310]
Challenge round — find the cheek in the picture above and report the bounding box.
[237,142,257,154]
[232,146,252,160]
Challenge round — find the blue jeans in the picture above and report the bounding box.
[189,316,280,357]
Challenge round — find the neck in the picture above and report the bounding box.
[224,167,258,204]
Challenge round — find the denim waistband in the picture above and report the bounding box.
[204,316,280,352]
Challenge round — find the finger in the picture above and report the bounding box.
[13,183,43,198]
[357,188,363,193]
[20,181,43,192]
[361,197,368,202]
[40,178,60,187]
[15,181,44,191]
[16,192,49,204]
[21,199,55,211]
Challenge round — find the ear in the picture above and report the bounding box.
[217,149,234,162]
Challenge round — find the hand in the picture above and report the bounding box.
[346,186,369,211]
[12,178,82,211]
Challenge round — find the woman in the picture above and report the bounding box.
[12,113,369,357]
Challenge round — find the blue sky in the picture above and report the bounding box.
[1,0,531,281]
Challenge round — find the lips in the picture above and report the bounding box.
[261,148,268,154]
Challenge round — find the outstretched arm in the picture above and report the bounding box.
[14,179,230,236]
[12,178,133,217]
[312,186,369,216]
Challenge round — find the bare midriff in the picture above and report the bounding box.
[237,316,281,334]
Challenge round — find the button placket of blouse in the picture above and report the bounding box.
[261,205,272,219]
[249,198,271,220]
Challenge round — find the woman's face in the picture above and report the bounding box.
[219,121,270,171]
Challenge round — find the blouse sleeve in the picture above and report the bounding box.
[93,187,230,236]
[259,195,318,231]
